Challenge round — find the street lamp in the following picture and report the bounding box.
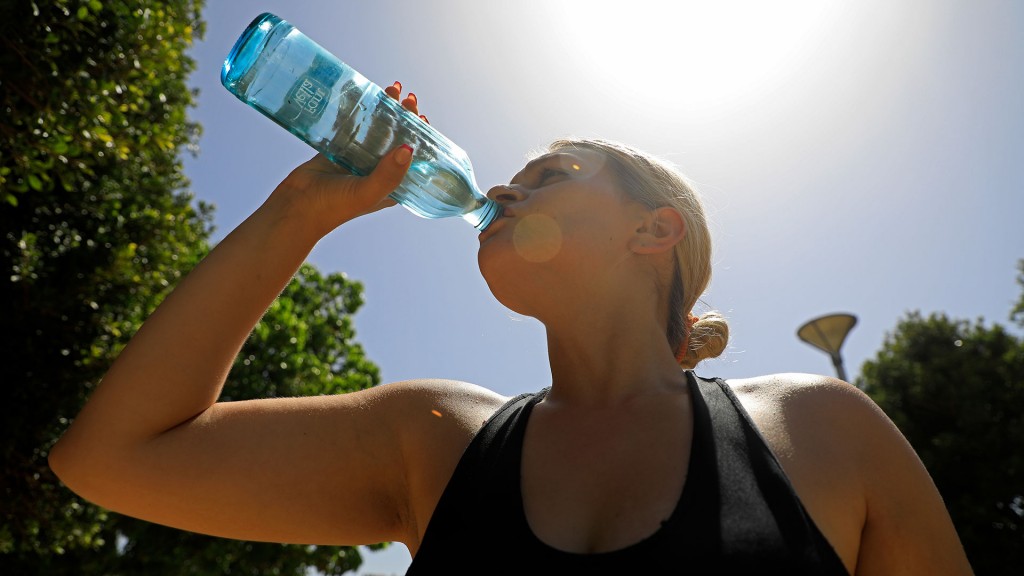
[797,313,857,382]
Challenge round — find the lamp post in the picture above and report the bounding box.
[797,313,857,382]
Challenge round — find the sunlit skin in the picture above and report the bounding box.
[48,85,972,575]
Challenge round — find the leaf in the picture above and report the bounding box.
[27,174,43,191]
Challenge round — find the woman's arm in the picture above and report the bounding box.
[47,144,447,546]
[841,384,974,575]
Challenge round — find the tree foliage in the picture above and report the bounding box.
[1,1,382,573]
[1012,260,1024,329]
[858,261,1024,576]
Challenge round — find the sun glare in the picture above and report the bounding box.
[543,1,839,116]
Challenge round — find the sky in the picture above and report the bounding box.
[182,1,1024,573]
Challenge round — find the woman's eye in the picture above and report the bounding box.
[538,168,566,184]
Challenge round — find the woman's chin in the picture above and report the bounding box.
[478,250,540,317]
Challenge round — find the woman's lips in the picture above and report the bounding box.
[478,208,514,242]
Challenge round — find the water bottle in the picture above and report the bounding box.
[221,13,501,230]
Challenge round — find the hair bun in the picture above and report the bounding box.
[678,311,729,369]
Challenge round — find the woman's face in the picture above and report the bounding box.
[477,148,646,315]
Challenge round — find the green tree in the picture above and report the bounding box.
[1,1,383,573]
[1012,260,1024,328]
[1,0,211,566]
[858,260,1024,576]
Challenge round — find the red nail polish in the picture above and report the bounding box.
[395,144,414,165]
[407,92,417,102]
[392,81,402,91]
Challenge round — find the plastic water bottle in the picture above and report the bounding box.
[221,13,501,230]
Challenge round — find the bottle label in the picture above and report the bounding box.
[291,76,329,117]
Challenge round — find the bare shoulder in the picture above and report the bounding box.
[727,372,867,409]
[724,374,868,569]
[725,373,972,575]
[726,372,886,449]
[382,379,508,552]
[725,373,880,452]
[724,372,918,487]
[383,378,509,437]
[378,378,509,470]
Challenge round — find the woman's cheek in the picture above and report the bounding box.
[512,214,564,263]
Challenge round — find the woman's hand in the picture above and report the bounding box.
[270,81,428,239]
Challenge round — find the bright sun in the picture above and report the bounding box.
[542,1,840,116]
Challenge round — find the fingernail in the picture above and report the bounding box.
[407,92,417,103]
[395,144,413,165]
[392,81,402,91]
[419,115,429,124]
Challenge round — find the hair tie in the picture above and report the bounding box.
[675,313,701,364]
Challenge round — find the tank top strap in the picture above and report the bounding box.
[407,389,546,574]
[693,374,848,573]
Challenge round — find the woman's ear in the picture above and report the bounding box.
[630,206,686,254]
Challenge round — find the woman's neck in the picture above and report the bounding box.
[541,302,688,408]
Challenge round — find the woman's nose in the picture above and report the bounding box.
[486,184,526,204]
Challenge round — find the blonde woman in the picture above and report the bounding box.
[50,88,972,574]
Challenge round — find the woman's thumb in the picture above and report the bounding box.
[364,144,413,197]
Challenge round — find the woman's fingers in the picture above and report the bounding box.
[401,92,419,115]
[384,81,428,123]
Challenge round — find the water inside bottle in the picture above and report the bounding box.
[401,161,483,216]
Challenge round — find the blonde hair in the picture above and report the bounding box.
[548,138,728,369]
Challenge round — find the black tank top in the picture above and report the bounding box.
[406,372,849,574]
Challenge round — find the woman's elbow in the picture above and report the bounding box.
[49,436,79,486]
[48,433,101,500]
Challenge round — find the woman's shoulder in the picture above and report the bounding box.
[723,372,886,458]
[722,373,973,574]
[375,379,510,549]
[724,373,876,568]
[383,378,511,406]
[726,371,860,399]
[724,372,875,426]
[377,378,510,439]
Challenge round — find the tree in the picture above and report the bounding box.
[1012,260,1024,328]
[858,260,1024,576]
[1,1,383,573]
[0,0,211,566]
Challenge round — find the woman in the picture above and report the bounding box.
[49,87,972,574]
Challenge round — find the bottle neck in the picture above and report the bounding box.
[468,196,503,230]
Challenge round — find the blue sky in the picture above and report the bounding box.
[183,1,1023,573]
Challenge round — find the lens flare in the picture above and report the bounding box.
[513,214,563,263]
